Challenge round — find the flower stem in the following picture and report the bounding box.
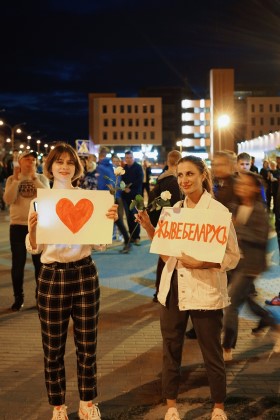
[127,222,139,246]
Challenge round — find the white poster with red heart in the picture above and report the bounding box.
[35,189,114,244]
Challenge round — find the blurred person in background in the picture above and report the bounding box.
[111,153,131,253]
[3,150,49,311]
[121,150,143,245]
[142,158,152,200]
[97,149,130,254]
[222,172,276,361]
[147,150,182,302]
[212,151,238,209]
[250,156,258,173]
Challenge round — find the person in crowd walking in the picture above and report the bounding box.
[147,150,182,302]
[267,160,280,213]
[142,158,152,199]
[135,155,240,420]
[97,148,130,253]
[3,150,49,311]
[250,156,258,173]
[212,151,238,209]
[260,159,271,211]
[121,150,143,245]
[26,143,118,420]
[222,172,276,361]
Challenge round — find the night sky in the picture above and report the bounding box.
[1,0,280,144]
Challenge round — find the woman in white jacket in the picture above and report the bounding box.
[136,155,240,420]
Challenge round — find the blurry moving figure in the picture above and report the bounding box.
[222,172,276,361]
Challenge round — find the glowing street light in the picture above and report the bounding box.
[217,114,230,151]
[0,120,26,150]
[26,130,40,149]
[36,139,41,153]
[176,140,183,153]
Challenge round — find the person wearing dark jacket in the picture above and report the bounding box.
[96,147,130,253]
[121,150,143,244]
[148,150,182,301]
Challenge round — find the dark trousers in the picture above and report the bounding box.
[223,269,275,349]
[122,198,140,240]
[10,224,42,298]
[160,272,226,403]
[114,197,129,244]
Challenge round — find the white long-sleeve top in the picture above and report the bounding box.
[157,191,240,311]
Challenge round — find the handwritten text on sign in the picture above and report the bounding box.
[149,207,232,263]
[36,189,114,245]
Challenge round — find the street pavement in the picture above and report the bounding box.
[0,209,279,420]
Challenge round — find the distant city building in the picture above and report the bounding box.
[181,98,211,148]
[235,93,280,140]
[88,93,162,157]
[139,85,194,157]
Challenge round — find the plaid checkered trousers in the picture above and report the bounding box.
[37,255,100,406]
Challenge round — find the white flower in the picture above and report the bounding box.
[160,190,172,201]
[114,167,125,176]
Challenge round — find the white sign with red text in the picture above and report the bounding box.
[150,207,232,263]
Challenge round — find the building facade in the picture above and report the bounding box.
[181,98,211,149]
[88,93,162,152]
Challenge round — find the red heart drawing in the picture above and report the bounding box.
[56,198,94,234]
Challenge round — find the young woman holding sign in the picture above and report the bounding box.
[26,143,118,420]
[136,155,240,420]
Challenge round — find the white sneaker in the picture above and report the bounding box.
[223,348,233,362]
[52,405,68,420]
[79,402,101,419]
[211,407,228,419]
[164,407,181,420]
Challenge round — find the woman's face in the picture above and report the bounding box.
[177,161,204,196]
[51,152,76,182]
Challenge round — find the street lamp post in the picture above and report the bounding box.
[217,114,230,151]
[26,130,40,150]
[0,120,26,150]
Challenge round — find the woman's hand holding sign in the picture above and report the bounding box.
[177,252,221,270]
